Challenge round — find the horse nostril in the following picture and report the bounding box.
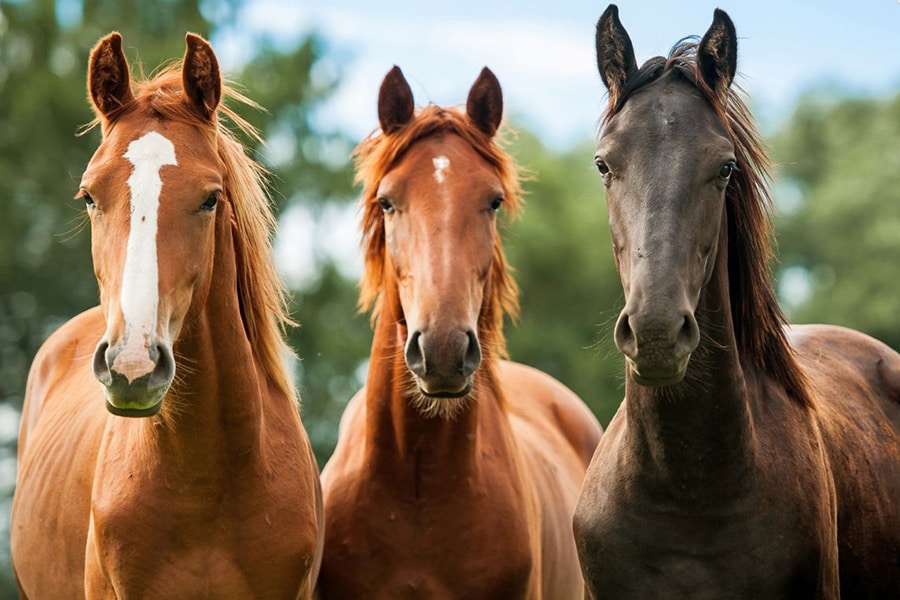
[92,340,113,386]
[462,330,481,377]
[149,344,175,390]
[405,331,427,378]
[677,313,701,353]
[614,312,636,358]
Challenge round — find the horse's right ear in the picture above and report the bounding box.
[378,66,414,134]
[88,32,134,119]
[595,4,637,107]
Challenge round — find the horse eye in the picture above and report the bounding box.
[201,192,220,212]
[595,160,610,176]
[78,189,95,208]
[718,161,736,180]
[489,196,504,212]
[378,197,395,214]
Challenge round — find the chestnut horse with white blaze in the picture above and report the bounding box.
[315,67,603,599]
[574,6,900,599]
[11,33,323,598]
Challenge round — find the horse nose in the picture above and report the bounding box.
[404,328,481,392]
[614,308,700,382]
[92,339,175,416]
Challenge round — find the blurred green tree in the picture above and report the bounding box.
[504,128,624,425]
[772,90,900,350]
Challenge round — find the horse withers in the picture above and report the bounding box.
[11,33,323,598]
[574,6,900,599]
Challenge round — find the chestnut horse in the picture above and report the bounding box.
[315,67,603,599]
[11,33,323,598]
[574,6,900,599]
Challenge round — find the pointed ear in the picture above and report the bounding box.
[378,66,415,134]
[697,9,737,98]
[596,4,637,107]
[88,32,134,119]
[466,67,503,137]
[182,33,222,120]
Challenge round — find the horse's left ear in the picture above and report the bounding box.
[697,9,737,98]
[467,67,503,137]
[182,33,221,121]
[88,32,135,119]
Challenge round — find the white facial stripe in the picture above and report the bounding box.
[433,155,450,184]
[113,131,177,380]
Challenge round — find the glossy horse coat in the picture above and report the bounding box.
[11,33,323,598]
[316,67,603,599]
[574,6,900,599]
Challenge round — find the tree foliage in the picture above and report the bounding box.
[772,90,900,350]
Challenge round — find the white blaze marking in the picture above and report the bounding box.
[433,155,450,184]
[112,131,177,380]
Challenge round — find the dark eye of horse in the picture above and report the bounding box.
[78,189,95,208]
[490,196,504,212]
[378,197,395,214]
[595,160,610,176]
[718,161,736,180]
[201,192,220,212]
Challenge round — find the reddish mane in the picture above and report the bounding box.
[92,67,297,404]
[355,104,524,365]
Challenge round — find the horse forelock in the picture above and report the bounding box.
[90,66,297,405]
[604,40,812,407]
[354,104,523,367]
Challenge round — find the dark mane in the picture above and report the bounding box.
[606,40,812,407]
[354,104,523,366]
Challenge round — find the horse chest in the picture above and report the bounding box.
[320,468,536,599]
[576,457,833,599]
[87,460,319,599]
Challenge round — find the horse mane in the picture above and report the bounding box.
[98,66,298,405]
[354,104,523,365]
[606,40,812,407]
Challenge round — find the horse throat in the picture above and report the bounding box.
[624,220,755,486]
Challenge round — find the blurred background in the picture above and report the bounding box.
[1,0,899,594]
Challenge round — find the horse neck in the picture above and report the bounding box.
[363,286,509,487]
[146,202,282,465]
[624,217,755,489]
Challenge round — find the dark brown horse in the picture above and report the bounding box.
[574,6,900,599]
[316,66,603,599]
[11,33,322,598]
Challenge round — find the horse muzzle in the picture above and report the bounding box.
[614,308,700,387]
[93,338,174,416]
[405,328,481,398]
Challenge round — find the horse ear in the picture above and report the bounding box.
[595,4,637,106]
[697,9,737,98]
[466,67,503,137]
[378,66,415,134]
[88,32,134,119]
[182,33,222,121]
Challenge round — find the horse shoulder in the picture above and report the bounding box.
[12,306,107,598]
[787,323,900,589]
[499,360,601,599]
[19,306,106,447]
[320,387,367,487]
[499,360,603,467]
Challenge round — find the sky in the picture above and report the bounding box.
[215,0,900,150]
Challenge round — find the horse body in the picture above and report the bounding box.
[316,67,601,599]
[12,33,322,599]
[575,6,900,599]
